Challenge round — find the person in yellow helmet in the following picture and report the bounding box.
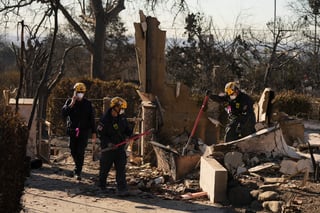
[62,82,97,181]
[209,82,256,142]
[96,97,133,196]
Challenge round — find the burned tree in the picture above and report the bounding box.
[0,0,188,79]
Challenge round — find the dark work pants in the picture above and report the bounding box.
[69,134,88,175]
[225,114,256,142]
[99,148,127,191]
[225,121,239,142]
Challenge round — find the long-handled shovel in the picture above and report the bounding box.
[92,128,154,161]
[182,91,210,156]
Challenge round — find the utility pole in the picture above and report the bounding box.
[274,0,277,42]
[15,20,25,113]
[309,0,320,83]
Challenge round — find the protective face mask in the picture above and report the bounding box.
[76,93,84,99]
[230,94,237,100]
[119,109,125,115]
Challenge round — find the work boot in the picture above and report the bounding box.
[116,189,129,197]
[98,184,106,190]
[75,174,81,181]
[73,169,81,181]
[96,180,106,189]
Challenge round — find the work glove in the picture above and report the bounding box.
[107,143,117,150]
[236,123,241,134]
[96,123,104,138]
[236,123,241,138]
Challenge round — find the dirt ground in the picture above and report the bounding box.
[21,150,234,213]
[21,140,320,213]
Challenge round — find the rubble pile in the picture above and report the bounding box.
[37,90,320,213]
[202,118,320,212]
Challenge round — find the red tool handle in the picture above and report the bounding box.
[100,128,154,153]
[189,95,209,138]
[182,93,210,156]
[114,128,154,148]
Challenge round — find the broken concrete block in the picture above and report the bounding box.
[280,119,305,146]
[237,166,247,175]
[259,183,281,191]
[263,177,286,184]
[250,156,260,166]
[262,201,284,213]
[224,151,243,173]
[280,160,298,175]
[200,156,227,203]
[250,189,261,199]
[306,133,320,147]
[297,159,314,173]
[258,191,279,201]
[213,126,301,159]
[255,122,267,131]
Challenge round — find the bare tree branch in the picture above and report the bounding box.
[28,1,58,130]
[0,0,34,13]
[48,44,83,91]
[55,1,94,53]
[105,0,125,23]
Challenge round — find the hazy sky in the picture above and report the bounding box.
[1,0,294,40]
[121,0,293,37]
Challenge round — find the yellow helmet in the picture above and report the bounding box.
[73,82,86,93]
[224,82,238,96]
[110,97,127,109]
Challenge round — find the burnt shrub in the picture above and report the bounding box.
[0,103,29,212]
[272,90,312,117]
[47,78,140,135]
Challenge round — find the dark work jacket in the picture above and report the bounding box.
[98,108,133,149]
[62,98,96,136]
[209,91,256,125]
